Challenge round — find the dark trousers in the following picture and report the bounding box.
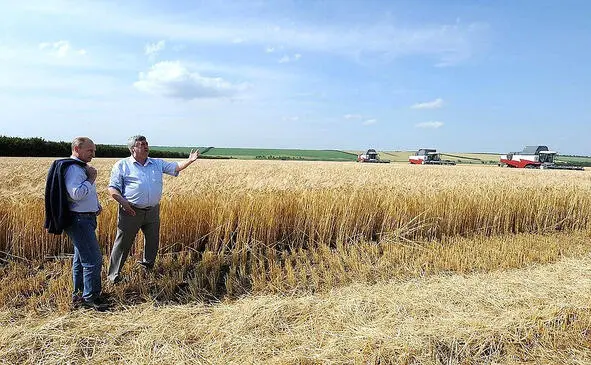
[107,204,160,282]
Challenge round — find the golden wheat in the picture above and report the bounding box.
[1,157,590,307]
[1,158,590,260]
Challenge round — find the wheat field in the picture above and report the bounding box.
[1,157,590,364]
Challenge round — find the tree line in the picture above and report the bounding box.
[0,136,188,158]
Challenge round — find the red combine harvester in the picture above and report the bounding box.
[409,149,456,165]
[499,146,584,170]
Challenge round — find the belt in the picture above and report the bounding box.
[72,211,97,216]
[131,205,156,211]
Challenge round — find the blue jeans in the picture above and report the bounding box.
[64,213,102,300]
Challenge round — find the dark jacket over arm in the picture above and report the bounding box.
[44,158,87,235]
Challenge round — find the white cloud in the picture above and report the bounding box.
[39,40,86,58]
[362,119,377,126]
[145,40,166,58]
[411,98,444,109]
[17,3,487,66]
[344,114,363,120]
[133,61,247,100]
[278,54,302,63]
[265,46,275,53]
[415,121,444,129]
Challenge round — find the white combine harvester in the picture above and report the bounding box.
[357,149,390,163]
[499,145,584,170]
[409,149,456,165]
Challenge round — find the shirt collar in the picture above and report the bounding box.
[70,155,84,163]
[129,155,153,166]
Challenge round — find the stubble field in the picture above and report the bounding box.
[0,157,590,364]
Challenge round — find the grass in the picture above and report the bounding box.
[148,146,358,161]
[556,155,591,166]
[147,145,206,153]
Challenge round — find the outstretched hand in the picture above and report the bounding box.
[188,149,200,162]
[176,149,200,172]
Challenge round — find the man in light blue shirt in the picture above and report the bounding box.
[107,135,199,283]
[62,137,107,310]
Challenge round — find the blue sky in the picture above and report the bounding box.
[1,0,590,155]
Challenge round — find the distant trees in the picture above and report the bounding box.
[0,136,188,158]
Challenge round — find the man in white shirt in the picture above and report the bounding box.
[63,137,107,310]
[107,135,199,283]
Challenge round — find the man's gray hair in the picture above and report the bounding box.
[127,135,147,152]
[71,137,93,151]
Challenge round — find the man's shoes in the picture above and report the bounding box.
[71,294,84,307]
[80,296,111,312]
[108,275,124,284]
[137,261,154,270]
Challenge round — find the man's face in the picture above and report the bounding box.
[132,139,149,159]
[76,142,96,163]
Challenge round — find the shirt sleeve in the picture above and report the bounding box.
[160,159,180,177]
[108,161,124,192]
[65,165,94,201]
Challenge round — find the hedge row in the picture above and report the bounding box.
[0,136,188,158]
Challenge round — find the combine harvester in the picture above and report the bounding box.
[499,145,584,170]
[357,149,390,163]
[409,149,456,165]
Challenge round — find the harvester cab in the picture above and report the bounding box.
[499,146,583,170]
[538,151,556,164]
[409,149,456,165]
[357,149,390,163]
